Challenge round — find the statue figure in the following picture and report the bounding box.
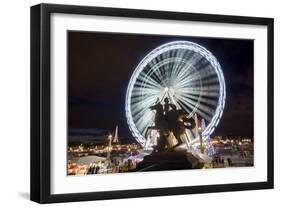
[146,97,196,152]
[149,99,164,129]
[165,104,185,148]
[146,99,167,151]
[163,97,170,115]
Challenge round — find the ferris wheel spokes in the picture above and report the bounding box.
[125,41,225,147]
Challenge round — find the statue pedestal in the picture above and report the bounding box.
[135,151,204,172]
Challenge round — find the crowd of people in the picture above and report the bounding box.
[86,159,138,175]
[211,149,253,168]
[212,156,232,167]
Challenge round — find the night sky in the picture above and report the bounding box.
[68,31,253,140]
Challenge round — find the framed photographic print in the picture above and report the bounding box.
[30,3,274,203]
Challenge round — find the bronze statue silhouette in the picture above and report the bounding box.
[163,97,170,115]
[146,98,195,152]
[145,99,168,151]
[150,100,164,129]
[165,104,195,148]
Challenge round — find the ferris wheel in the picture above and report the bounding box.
[125,41,225,147]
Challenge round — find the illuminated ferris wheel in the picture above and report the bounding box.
[125,41,225,147]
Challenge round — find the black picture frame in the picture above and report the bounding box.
[30,3,274,204]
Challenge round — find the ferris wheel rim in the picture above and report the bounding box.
[125,40,226,146]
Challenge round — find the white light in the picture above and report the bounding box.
[125,41,225,147]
